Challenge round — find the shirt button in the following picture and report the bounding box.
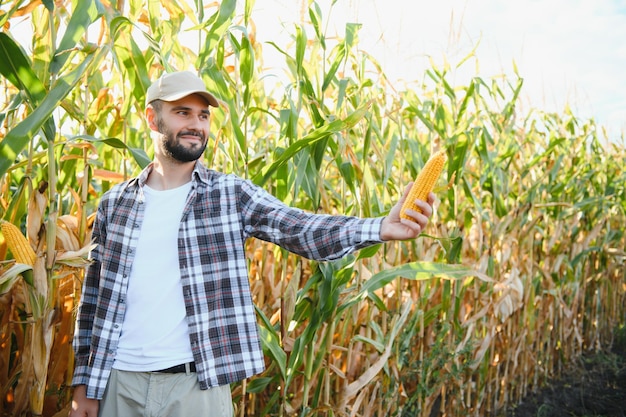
[114,324,119,328]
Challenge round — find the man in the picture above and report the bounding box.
[70,71,435,417]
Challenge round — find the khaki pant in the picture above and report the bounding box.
[99,369,234,417]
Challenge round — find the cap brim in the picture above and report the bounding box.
[159,90,219,107]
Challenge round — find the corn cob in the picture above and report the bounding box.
[1,220,36,266]
[400,149,446,220]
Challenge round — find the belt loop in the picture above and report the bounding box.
[185,362,191,375]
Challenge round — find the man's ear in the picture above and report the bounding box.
[146,107,159,132]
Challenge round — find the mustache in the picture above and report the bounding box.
[177,130,205,140]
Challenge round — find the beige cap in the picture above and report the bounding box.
[146,71,219,107]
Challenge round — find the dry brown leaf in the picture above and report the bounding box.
[92,169,126,183]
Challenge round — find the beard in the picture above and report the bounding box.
[156,117,207,163]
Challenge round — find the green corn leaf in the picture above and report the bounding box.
[0,54,96,178]
[111,17,151,110]
[352,335,385,353]
[308,2,325,48]
[49,0,103,74]
[295,25,306,78]
[245,377,275,394]
[193,0,236,55]
[255,305,286,380]
[0,32,47,105]
[322,43,345,92]
[252,102,371,186]
[356,244,382,260]
[70,135,151,169]
[239,33,254,85]
[359,261,493,298]
[456,79,475,123]
[243,0,254,23]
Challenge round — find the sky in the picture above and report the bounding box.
[4,0,624,139]
[250,0,626,139]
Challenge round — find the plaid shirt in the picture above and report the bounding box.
[72,161,383,399]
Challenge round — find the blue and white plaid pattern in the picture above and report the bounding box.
[72,161,383,399]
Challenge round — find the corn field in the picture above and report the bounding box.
[1,1,625,416]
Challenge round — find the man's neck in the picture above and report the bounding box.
[146,158,195,190]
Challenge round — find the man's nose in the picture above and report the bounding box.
[186,116,204,130]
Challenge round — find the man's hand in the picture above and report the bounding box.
[69,385,99,417]
[380,183,436,241]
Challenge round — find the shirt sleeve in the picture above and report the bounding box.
[71,201,106,387]
[240,180,384,261]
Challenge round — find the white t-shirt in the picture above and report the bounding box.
[113,182,195,371]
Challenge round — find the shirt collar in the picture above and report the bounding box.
[133,160,210,188]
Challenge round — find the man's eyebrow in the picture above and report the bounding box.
[170,105,211,115]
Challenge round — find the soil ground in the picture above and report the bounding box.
[506,333,626,417]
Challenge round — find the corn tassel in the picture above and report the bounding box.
[400,149,446,220]
[1,220,36,266]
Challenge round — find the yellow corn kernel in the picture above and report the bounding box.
[400,149,446,220]
[1,220,36,266]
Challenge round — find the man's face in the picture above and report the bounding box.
[149,94,211,163]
